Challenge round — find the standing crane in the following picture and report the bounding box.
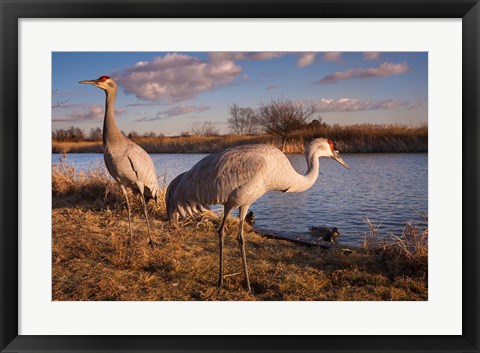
[80,75,160,247]
[166,138,349,291]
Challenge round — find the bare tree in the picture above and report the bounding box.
[51,89,71,109]
[88,127,102,141]
[258,98,316,151]
[191,121,221,136]
[52,98,71,109]
[128,131,139,139]
[52,126,85,142]
[309,117,327,128]
[228,103,259,135]
[68,126,85,141]
[143,131,156,138]
[52,129,67,141]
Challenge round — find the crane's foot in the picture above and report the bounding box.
[148,240,155,249]
[127,233,134,245]
[147,236,157,248]
[215,281,223,295]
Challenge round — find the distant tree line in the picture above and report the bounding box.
[52,127,87,142]
[52,126,164,142]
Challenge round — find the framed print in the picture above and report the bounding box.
[1,0,479,352]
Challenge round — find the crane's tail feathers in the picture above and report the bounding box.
[166,171,214,223]
[177,204,187,218]
[185,203,195,218]
[198,204,210,213]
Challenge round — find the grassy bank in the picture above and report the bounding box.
[52,161,428,301]
[52,124,428,154]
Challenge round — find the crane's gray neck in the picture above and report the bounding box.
[287,150,320,192]
[103,90,123,145]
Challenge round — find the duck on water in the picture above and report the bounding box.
[310,226,341,242]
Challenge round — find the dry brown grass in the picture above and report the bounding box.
[292,123,428,153]
[52,140,104,154]
[52,160,428,301]
[52,124,428,154]
[362,216,428,258]
[52,155,166,213]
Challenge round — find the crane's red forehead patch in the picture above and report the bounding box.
[327,139,334,152]
[98,75,110,82]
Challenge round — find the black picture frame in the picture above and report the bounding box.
[1,1,479,352]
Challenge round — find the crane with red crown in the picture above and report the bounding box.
[80,76,160,247]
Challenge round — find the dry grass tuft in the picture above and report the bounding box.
[52,161,428,301]
[362,216,428,258]
[361,216,428,282]
[52,155,166,215]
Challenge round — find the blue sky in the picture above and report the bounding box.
[52,52,427,135]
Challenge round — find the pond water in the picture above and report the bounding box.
[52,153,428,246]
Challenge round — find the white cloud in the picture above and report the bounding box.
[209,52,284,63]
[309,98,409,112]
[266,84,284,91]
[407,97,428,110]
[324,52,342,62]
[135,104,210,122]
[52,105,125,122]
[319,62,410,84]
[122,102,161,107]
[297,53,317,67]
[114,53,242,101]
[363,52,381,61]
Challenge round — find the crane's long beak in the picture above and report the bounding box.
[79,79,96,85]
[332,150,349,169]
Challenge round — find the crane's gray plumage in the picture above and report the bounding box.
[80,75,159,247]
[166,138,349,291]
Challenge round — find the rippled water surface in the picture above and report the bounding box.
[52,153,428,246]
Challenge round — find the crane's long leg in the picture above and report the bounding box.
[119,185,133,242]
[140,192,154,248]
[238,205,251,292]
[218,204,234,288]
[135,182,154,248]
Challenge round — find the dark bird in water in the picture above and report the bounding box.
[245,211,256,226]
[310,226,340,242]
